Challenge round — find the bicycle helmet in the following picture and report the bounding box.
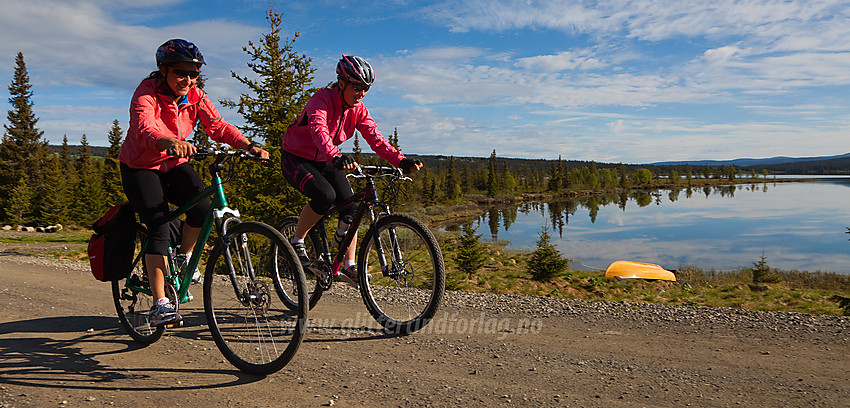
[156,39,205,66]
[336,55,374,86]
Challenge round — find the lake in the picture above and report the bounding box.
[462,177,850,274]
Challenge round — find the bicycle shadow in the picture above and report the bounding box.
[0,315,266,391]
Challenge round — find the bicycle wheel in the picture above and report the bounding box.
[204,221,308,374]
[277,216,325,310]
[112,228,165,344]
[358,214,445,335]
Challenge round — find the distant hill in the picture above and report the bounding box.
[48,144,108,157]
[47,144,850,175]
[651,153,850,167]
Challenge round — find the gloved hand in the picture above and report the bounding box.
[332,154,356,170]
[399,158,423,174]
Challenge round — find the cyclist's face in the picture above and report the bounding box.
[342,80,368,106]
[164,62,201,97]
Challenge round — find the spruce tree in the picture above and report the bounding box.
[528,226,569,281]
[219,7,315,223]
[102,119,126,206]
[70,135,105,225]
[7,177,33,226]
[0,52,48,223]
[487,150,498,197]
[454,223,486,279]
[221,8,315,146]
[36,154,67,225]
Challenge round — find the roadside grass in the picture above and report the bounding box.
[0,230,90,261]
[441,236,850,317]
[4,227,848,316]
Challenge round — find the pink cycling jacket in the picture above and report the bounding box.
[119,77,248,171]
[282,85,404,166]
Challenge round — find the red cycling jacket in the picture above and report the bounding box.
[119,76,248,171]
[282,85,404,166]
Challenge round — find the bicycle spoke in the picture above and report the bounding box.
[204,222,307,374]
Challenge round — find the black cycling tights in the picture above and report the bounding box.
[120,162,210,255]
[280,150,355,219]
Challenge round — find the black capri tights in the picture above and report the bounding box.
[120,162,210,255]
[280,150,355,220]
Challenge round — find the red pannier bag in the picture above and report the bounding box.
[88,202,136,282]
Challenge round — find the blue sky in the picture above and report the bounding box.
[1,0,849,163]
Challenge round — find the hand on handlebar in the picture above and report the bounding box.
[333,154,358,171]
[399,158,423,174]
[247,145,270,161]
[160,137,196,158]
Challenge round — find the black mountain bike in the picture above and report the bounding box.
[276,165,445,335]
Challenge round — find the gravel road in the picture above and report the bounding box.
[1,251,848,407]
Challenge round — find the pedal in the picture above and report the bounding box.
[164,320,184,328]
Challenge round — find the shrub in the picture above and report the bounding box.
[527,226,568,281]
[454,222,486,279]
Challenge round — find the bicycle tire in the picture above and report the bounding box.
[277,216,325,310]
[112,227,165,344]
[358,214,445,335]
[204,221,308,374]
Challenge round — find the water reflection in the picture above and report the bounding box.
[459,181,850,273]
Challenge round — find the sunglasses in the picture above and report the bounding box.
[172,68,201,79]
[351,83,370,93]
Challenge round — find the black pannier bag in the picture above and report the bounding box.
[88,202,137,282]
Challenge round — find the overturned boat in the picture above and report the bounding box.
[604,261,677,281]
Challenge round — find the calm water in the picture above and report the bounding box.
[463,178,850,273]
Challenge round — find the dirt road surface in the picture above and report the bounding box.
[1,251,848,407]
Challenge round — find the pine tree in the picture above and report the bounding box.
[454,223,486,279]
[219,7,315,223]
[528,226,569,281]
[487,150,498,197]
[7,177,33,226]
[352,132,363,163]
[389,127,401,151]
[36,154,67,225]
[0,52,49,223]
[70,135,105,225]
[102,119,125,206]
[221,8,315,146]
[444,156,461,201]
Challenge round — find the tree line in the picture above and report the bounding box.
[0,8,771,229]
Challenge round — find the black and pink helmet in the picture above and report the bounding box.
[336,55,374,87]
[156,39,205,67]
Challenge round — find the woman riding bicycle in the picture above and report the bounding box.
[119,39,269,326]
[281,54,422,287]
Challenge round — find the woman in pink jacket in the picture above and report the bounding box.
[119,39,268,326]
[281,55,422,288]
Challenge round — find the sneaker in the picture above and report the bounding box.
[149,302,182,326]
[291,241,312,267]
[336,265,359,288]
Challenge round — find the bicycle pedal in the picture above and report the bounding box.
[164,320,184,328]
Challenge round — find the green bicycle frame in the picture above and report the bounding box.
[125,169,240,304]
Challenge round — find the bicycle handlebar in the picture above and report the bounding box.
[165,145,268,163]
[349,164,410,181]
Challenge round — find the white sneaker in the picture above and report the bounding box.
[150,302,182,326]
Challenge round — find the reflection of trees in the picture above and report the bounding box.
[488,207,500,240]
[703,186,711,198]
[618,192,628,211]
[584,196,599,223]
[686,187,693,199]
[632,191,652,207]
[500,206,517,231]
[547,201,566,236]
[669,189,680,202]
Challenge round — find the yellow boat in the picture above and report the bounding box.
[604,261,676,281]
